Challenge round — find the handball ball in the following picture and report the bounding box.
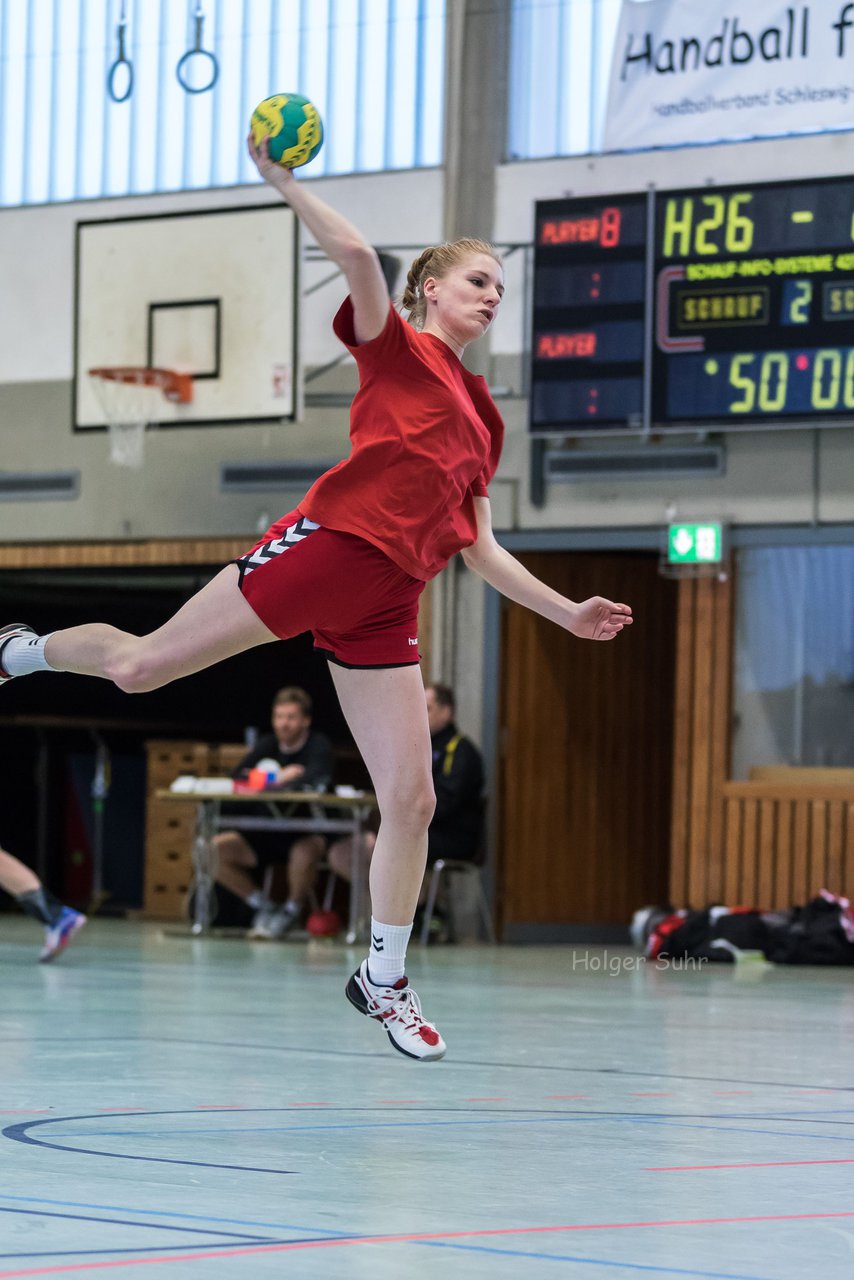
[250,93,324,169]
[306,910,341,938]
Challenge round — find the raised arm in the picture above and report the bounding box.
[461,497,633,641]
[247,136,389,344]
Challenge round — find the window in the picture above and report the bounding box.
[0,0,445,206]
[508,0,621,160]
[732,546,854,778]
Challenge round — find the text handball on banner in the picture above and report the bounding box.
[617,6,854,82]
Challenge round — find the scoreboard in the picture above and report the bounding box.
[530,176,854,435]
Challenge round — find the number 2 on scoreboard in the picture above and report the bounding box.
[782,279,812,325]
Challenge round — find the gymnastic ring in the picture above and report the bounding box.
[176,47,219,94]
[107,55,134,103]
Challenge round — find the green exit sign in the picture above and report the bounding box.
[667,521,723,564]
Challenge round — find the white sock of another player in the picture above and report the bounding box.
[367,918,412,986]
[2,633,55,676]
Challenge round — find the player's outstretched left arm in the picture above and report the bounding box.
[461,498,633,641]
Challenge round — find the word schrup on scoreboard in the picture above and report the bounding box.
[530,176,854,434]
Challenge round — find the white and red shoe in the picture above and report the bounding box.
[345,960,446,1061]
[0,623,36,684]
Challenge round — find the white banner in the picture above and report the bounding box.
[604,0,854,151]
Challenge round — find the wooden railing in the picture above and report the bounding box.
[669,573,853,910]
[719,779,854,908]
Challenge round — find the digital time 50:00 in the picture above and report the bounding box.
[703,346,854,415]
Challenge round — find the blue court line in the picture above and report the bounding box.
[416,1239,777,1279]
[628,1117,854,1144]
[0,1195,347,1237]
[0,1242,309,1262]
[40,1112,854,1139]
[0,1206,271,1241]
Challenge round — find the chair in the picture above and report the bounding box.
[419,857,495,945]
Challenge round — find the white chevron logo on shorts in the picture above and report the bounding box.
[236,517,320,581]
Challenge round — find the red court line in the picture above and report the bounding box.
[545,1095,588,1100]
[3,1209,854,1276]
[649,1157,854,1171]
[463,1097,510,1102]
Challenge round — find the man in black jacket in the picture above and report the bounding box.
[327,683,484,917]
[424,683,484,866]
[213,686,334,938]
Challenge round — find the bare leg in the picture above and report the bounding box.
[329,664,434,925]
[0,848,40,896]
[327,831,375,880]
[287,836,325,904]
[212,832,260,902]
[43,565,277,693]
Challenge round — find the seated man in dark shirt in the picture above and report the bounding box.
[213,686,334,938]
[327,682,484,921]
[424,682,485,866]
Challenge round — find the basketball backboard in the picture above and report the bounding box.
[74,205,298,432]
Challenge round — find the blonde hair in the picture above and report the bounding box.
[401,238,501,328]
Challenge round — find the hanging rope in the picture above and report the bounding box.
[176,0,219,94]
[106,0,134,103]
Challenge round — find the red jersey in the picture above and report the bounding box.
[299,299,505,581]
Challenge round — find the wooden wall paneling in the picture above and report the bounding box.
[688,581,714,907]
[757,799,777,907]
[669,572,734,909]
[845,803,854,898]
[740,798,758,902]
[792,800,812,902]
[0,539,249,569]
[826,801,845,897]
[774,800,794,906]
[669,581,696,906]
[498,552,676,931]
[723,797,743,904]
[810,800,828,893]
[707,573,733,903]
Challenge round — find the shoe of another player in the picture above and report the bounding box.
[0,623,37,684]
[264,901,302,939]
[247,904,276,939]
[345,959,446,1061]
[39,907,87,963]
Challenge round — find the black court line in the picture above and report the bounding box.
[6,1105,854,1173]
[2,1112,296,1176]
[2,1033,852,1093]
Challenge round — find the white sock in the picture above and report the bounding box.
[2,633,55,676]
[367,918,412,986]
[246,890,266,910]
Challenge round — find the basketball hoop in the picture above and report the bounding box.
[88,367,193,468]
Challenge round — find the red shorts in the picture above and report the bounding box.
[235,509,424,668]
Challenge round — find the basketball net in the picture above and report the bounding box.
[88,368,193,468]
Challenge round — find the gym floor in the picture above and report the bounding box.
[1,918,853,1278]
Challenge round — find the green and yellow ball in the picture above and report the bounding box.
[250,93,324,169]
